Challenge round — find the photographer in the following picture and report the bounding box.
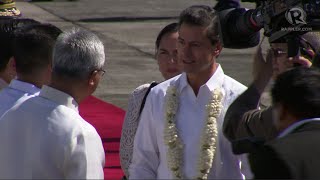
[223,32,320,144]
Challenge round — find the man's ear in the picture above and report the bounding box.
[7,57,16,71]
[213,42,222,57]
[278,104,286,122]
[88,70,101,88]
[7,57,16,78]
[278,103,298,130]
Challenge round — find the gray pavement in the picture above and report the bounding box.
[16,0,262,110]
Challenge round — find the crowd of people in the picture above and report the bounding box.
[1,0,320,179]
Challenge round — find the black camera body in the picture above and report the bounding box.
[251,0,320,43]
[219,0,320,52]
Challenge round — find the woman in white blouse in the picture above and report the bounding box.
[120,22,183,178]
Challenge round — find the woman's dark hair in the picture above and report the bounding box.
[155,22,178,54]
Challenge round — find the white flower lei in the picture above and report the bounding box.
[164,85,223,179]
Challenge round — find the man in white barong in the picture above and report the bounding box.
[129,5,249,179]
[0,28,105,179]
[0,23,62,117]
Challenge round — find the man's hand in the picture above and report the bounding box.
[288,56,312,68]
[252,45,273,94]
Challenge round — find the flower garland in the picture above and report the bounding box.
[164,85,223,179]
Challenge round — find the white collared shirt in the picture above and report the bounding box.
[0,79,40,118]
[0,85,105,179]
[129,66,249,179]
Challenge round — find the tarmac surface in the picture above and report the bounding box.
[16,0,261,110]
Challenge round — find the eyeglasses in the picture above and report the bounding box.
[91,69,106,77]
[270,48,287,57]
[98,69,106,76]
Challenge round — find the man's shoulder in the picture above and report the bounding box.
[47,105,99,137]
[0,86,17,98]
[130,83,151,100]
[269,123,320,149]
[133,83,151,93]
[222,74,247,97]
[223,75,247,90]
[150,74,181,95]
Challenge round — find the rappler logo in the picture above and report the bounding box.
[285,7,307,25]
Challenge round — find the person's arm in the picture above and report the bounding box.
[223,45,273,141]
[237,107,278,140]
[129,92,159,179]
[223,84,262,141]
[64,130,105,179]
[120,85,149,177]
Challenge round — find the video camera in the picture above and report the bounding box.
[219,0,320,57]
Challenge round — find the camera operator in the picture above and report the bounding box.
[223,31,320,145]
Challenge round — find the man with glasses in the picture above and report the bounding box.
[0,28,106,179]
[223,32,320,144]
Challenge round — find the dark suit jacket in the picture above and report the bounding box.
[249,121,320,179]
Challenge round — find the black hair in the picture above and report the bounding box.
[272,67,320,119]
[178,5,220,45]
[155,22,178,51]
[13,23,62,75]
[0,18,40,72]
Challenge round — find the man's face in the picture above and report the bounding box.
[177,23,220,74]
[270,43,312,79]
[270,43,291,79]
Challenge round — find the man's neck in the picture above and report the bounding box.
[0,77,8,90]
[49,79,86,104]
[0,72,12,84]
[17,76,44,89]
[17,69,51,89]
[187,64,218,96]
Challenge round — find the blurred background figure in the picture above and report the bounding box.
[119,22,182,179]
[0,18,17,90]
[0,0,20,17]
[0,0,23,90]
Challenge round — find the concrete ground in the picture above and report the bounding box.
[16,0,263,110]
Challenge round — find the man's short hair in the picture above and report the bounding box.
[272,67,320,119]
[0,18,40,72]
[178,5,220,46]
[52,28,105,79]
[13,23,62,75]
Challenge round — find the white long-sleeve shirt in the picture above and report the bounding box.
[0,85,105,179]
[0,79,40,118]
[129,66,249,179]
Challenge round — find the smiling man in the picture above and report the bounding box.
[129,5,249,179]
